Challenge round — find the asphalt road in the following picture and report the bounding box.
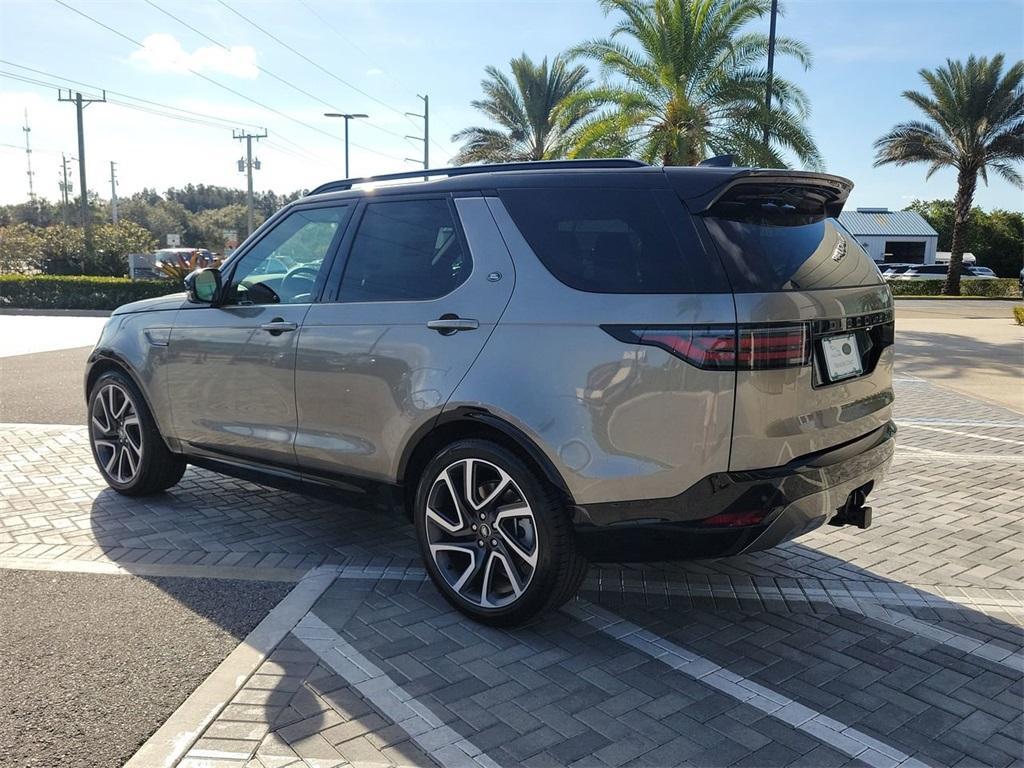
[0,569,290,768]
[0,346,92,425]
[895,297,1023,319]
[894,299,1024,413]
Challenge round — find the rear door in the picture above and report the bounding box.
[294,195,514,483]
[690,177,895,470]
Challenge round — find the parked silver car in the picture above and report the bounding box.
[890,264,998,280]
[85,160,896,624]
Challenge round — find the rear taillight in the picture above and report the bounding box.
[603,324,810,370]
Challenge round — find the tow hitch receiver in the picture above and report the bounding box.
[829,484,873,530]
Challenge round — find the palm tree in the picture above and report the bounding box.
[874,55,1023,295]
[451,53,594,164]
[567,0,821,168]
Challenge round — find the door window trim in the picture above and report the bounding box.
[321,193,473,304]
[219,200,355,306]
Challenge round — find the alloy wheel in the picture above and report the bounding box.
[424,458,539,609]
[90,383,143,485]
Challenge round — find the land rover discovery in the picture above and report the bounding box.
[85,159,896,625]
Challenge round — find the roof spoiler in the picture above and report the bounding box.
[682,170,854,218]
[698,154,734,167]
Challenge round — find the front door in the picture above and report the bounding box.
[166,204,353,468]
[295,196,514,482]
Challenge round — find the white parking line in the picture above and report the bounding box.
[293,613,501,768]
[896,446,1024,463]
[858,604,1024,674]
[897,419,1024,428]
[896,423,1024,446]
[567,600,930,768]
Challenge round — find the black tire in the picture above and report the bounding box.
[414,439,587,626]
[87,370,186,496]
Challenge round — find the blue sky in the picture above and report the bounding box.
[1,0,1022,211]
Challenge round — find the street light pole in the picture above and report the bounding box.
[324,113,368,177]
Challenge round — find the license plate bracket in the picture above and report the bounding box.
[821,333,863,381]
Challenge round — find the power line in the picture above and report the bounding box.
[215,0,412,123]
[51,0,405,163]
[0,67,324,166]
[294,0,454,161]
[143,0,412,145]
[0,60,263,130]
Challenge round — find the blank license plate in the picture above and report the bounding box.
[821,333,863,381]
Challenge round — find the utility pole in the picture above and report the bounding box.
[233,128,267,236]
[762,0,778,155]
[405,94,429,180]
[58,89,106,253]
[59,154,72,225]
[109,161,119,224]
[324,113,368,178]
[23,109,35,203]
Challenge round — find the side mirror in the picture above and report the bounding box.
[186,268,222,304]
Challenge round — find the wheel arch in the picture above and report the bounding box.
[398,409,573,514]
[85,352,174,448]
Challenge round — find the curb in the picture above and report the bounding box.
[123,566,339,768]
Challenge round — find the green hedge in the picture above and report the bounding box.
[885,278,1020,297]
[0,274,182,310]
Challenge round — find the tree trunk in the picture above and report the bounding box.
[943,168,977,296]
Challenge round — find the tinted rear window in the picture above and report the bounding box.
[500,188,728,293]
[702,184,882,292]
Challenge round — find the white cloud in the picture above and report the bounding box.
[129,33,258,79]
[366,68,384,76]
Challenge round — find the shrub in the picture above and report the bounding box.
[0,274,181,310]
[885,278,1019,297]
[1014,306,1024,325]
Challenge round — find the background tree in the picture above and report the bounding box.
[0,223,43,273]
[193,204,262,251]
[568,0,821,167]
[452,53,594,164]
[875,54,1023,295]
[906,199,1024,278]
[90,222,157,276]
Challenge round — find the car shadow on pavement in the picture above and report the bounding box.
[86,466,1024,768]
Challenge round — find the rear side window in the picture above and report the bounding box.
[500,188,728,294]
[702,183,882,292]
[339,199,470,302]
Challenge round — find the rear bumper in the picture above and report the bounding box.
[573,421,896,562]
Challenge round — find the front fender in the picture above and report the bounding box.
[85,309,180,445]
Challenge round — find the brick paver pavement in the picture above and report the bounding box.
[2,377,1022,767]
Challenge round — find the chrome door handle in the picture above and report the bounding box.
[427,316,479,334]
[258,320,298,334]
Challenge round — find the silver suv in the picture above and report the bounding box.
[86,160,896,625]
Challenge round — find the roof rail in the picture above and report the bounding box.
[307,158,648,196]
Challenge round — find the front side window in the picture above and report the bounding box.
[224,205,351,306]
[339,199,470,302]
